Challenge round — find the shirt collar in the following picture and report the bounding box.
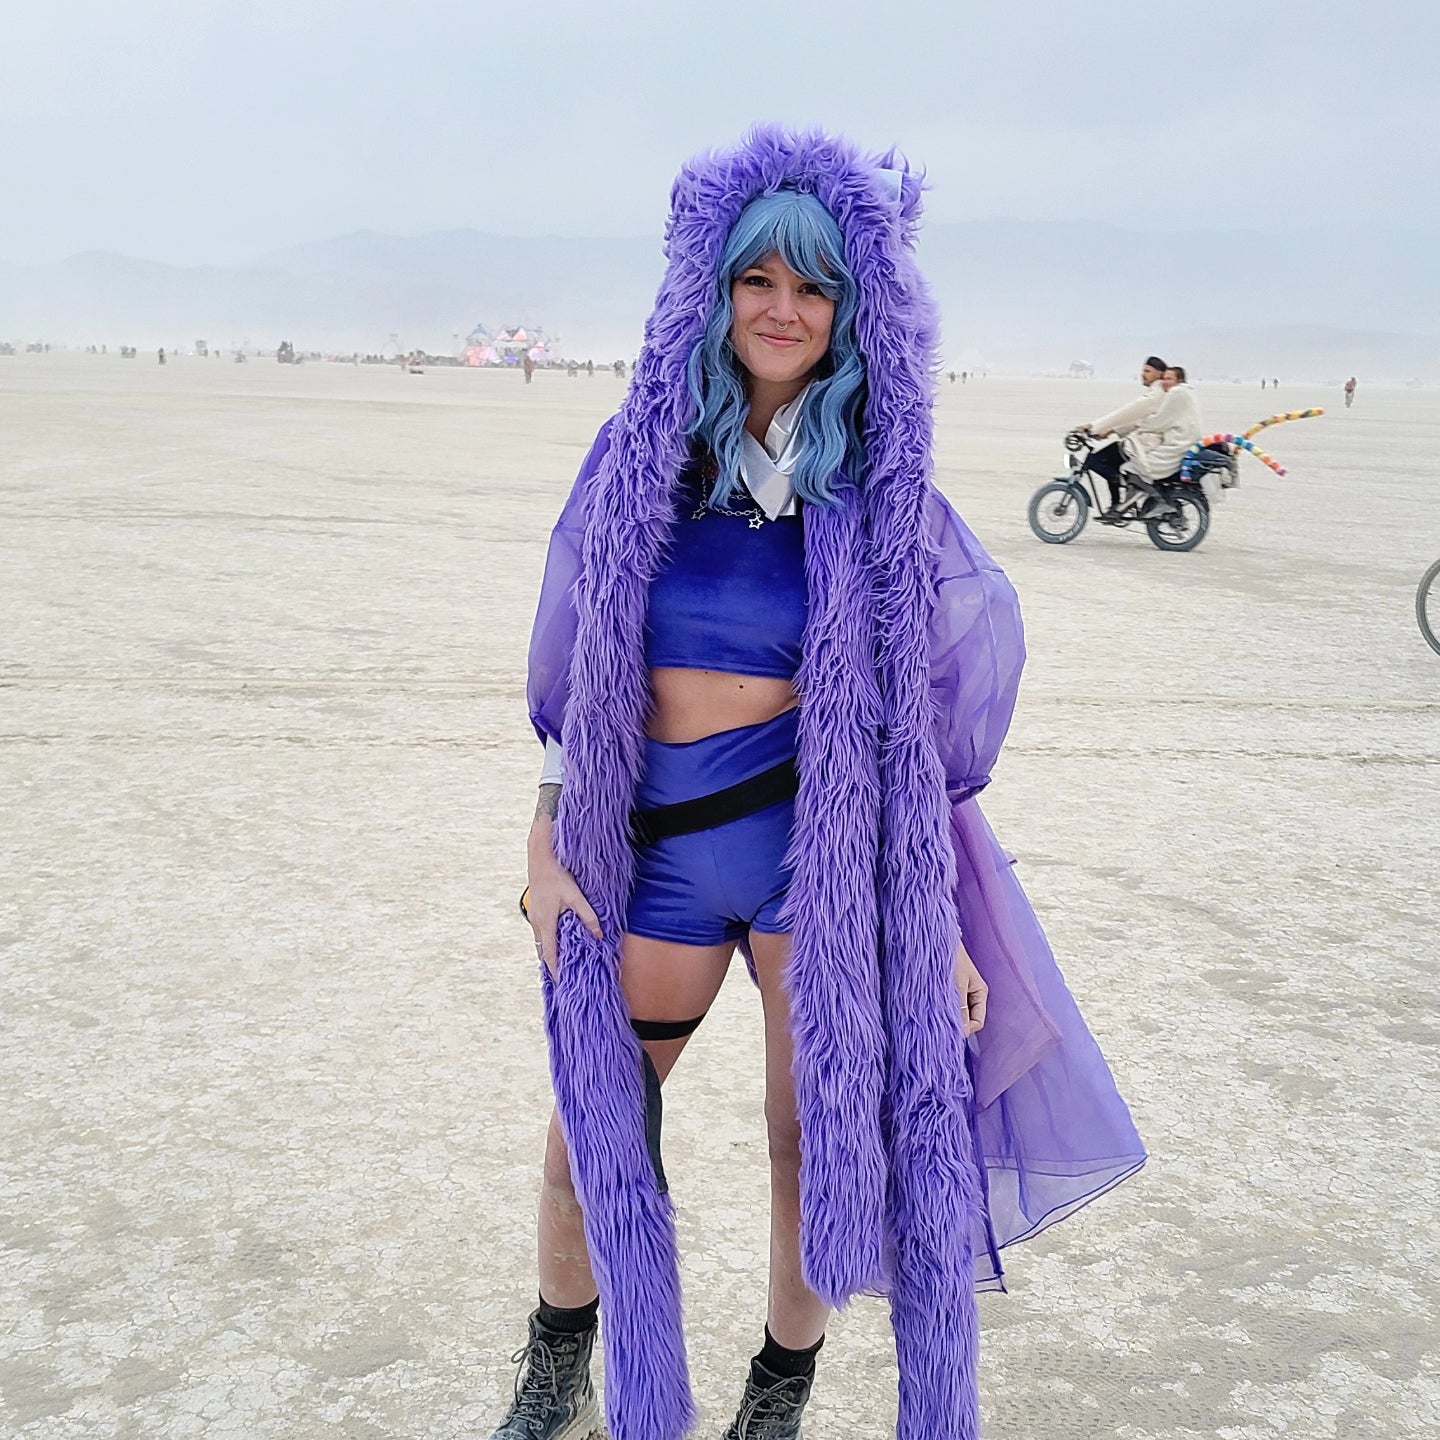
[738,381,812,520]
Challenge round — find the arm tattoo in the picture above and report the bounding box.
[535,784,562,822]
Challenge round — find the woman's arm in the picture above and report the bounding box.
[523,422,616,971]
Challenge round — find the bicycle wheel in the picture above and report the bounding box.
[1145,492,1210,552]
[1418,558,1440,656]
[1028,481,1089,544]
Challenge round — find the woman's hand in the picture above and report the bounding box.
[526,798,603,979]
[955,940,988,1038]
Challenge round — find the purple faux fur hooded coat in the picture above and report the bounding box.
[526,128,1145,1440]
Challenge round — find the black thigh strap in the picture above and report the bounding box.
[631,1015,706,1042]
[629,758,799,847]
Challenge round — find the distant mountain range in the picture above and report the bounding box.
[2,221,1436,379]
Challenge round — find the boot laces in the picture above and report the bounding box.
[734,1374,810,1438]
[507,1331,579,1432]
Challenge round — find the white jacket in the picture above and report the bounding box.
[1122,383,1202,479]
[1090,380,1164,437]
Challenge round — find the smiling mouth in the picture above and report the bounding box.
[758,334,802,346]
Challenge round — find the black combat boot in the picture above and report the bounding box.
[488,1310,600,1440]
[719,1360,814,1439]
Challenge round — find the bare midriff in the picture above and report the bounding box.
[646,667,798,744]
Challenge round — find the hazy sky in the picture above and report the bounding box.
[3,0,1436,266]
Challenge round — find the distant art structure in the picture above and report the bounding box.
[461,322,555,368]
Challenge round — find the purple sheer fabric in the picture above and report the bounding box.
[527,423,613,748]
[528,421,1146,1289]
[952,801,1146,1288]
[922,483,1024,804]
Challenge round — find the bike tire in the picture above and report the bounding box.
[1418,558,1440,656]
[1028,480,1089,545]
[1145,492,1210,552]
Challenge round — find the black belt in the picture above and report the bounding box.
[629,758,799,848]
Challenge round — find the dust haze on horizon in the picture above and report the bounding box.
[2,1,1437,269]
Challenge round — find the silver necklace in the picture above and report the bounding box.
[692,469,768,528]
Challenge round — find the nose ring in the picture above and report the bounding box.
[776,320,790,330]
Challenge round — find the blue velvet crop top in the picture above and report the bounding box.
[644,475,807,680]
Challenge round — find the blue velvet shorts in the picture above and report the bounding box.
[625,709,798,947]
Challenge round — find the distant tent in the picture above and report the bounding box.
[463,322,553,366]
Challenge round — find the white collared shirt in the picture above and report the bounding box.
[737,381,811,519]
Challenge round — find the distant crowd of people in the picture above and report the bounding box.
[517,357,635,381]
[0,343,1368,420]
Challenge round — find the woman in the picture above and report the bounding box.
[1122,365,1203,482]
[509,129,1145,1440]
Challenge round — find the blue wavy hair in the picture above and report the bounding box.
[686,190,866,509]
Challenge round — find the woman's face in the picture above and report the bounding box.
[729,253,835,391]
[1162,369,1180,391]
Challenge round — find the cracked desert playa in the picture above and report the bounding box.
[2,354,1436,1438]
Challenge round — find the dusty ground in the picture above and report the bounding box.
[2,354,1436,1439]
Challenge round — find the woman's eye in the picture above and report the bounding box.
[743,274,770,287]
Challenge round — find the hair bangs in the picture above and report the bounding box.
[724,192,847,301]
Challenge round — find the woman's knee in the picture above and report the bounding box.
[764,1099,804,1172]
[541,1112,581,1208]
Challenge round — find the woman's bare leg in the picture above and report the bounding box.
[536,934,734,1306]
[747,929,830,1349]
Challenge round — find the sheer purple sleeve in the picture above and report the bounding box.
[526,420,616,745]
[924,483,1025,802]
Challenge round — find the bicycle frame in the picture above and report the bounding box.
[1064,452,1107,512]
[1064,441,1177,525]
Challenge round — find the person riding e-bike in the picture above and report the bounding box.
[1075,356,1167,520]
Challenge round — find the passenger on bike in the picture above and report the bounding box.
[1075,356,1167,519]
[1121,365,1202,500]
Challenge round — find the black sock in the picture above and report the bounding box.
[537,1293,599,1334]
[753,1325,823,1385]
